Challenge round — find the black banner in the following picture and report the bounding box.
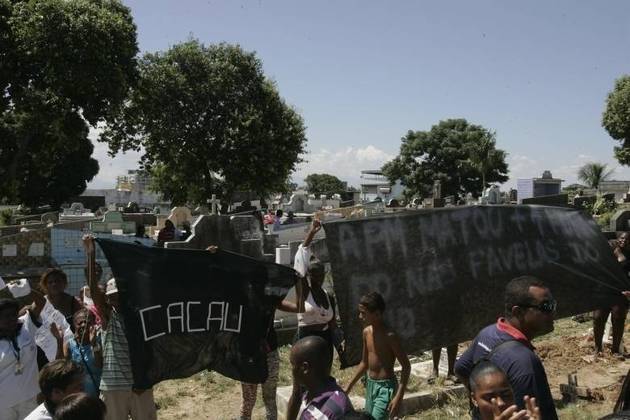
[323,206,630,365]
[96,239,296,387]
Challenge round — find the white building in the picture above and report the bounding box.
[83,170,171,212]
[359,170,404,203]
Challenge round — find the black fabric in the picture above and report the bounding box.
[323,205,630,366]
[96,239,296,387]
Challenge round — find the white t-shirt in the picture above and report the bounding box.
[0,313,41,409]
[293,243,312,278]
[24,402,52,420]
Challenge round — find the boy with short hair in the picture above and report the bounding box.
[345,292,410,420]
[24,359,85,420]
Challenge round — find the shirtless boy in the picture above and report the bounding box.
[345,292,410,420]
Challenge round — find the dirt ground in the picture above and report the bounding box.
[153,317,630,419]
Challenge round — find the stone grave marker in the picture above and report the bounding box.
[610,209,630,232]
[89,211,136,234]
[40,212,59,224]
[521,194,569,207]
[168,206,193,228]
[230,215,262,240]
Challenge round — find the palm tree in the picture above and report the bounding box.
[467,134,507,191]
[577,162,614,190]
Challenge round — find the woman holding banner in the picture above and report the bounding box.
[293,219,345,365]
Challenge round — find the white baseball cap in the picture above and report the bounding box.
[105,278,118,295]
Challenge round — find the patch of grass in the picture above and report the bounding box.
[557,401,610,419]
[154,394,177,410]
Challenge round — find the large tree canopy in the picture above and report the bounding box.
[603,75,630,165]
[382,119,509,199]
[0,0,138,207]
[101,40,307,205]
[304,173,346,198]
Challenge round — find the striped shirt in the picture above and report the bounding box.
[100,309,134,390]
[300,377,353,420]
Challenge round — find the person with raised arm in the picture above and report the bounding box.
[293,219,341,360]
[0,278,63,420]
[82,236,157,420]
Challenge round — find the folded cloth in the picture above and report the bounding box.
[8,278,31,298]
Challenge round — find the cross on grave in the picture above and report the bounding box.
[432,180,441,200]
[208,194,221,215]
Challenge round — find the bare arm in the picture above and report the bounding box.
[277,299,299,313]
[345,328,369,393]
[51,323,64,360]
[388,332,410,416]
[302,219,321,247]
[90,326,103,369]
[28,288,47,320]
[82,236,110,326]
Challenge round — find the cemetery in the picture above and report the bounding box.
[4,2,630,420]
[4,176,630,418]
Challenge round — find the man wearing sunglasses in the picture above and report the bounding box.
[454,276,558,420]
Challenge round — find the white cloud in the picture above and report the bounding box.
[88,127,393,190]
[293,145,394,187]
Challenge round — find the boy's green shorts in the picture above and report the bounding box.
[365,376,398,420]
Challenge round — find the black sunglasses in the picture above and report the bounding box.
[518,299,557,313]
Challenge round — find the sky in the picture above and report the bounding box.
[89,0,630,190]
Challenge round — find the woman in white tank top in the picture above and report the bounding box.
[293,220,340,358]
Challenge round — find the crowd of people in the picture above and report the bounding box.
[2,218,630,420]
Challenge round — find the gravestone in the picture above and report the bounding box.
[230,215,262,240]
[165,215,238,251]
[40,212,59,225]
[263,233,279,254]
[509,189,518,203]
[521,194,569,207]
[193,206,210,216]
[240,238,263,259]
[67,203,85,215]
[610,209,630,232]
[168,206,193,228]
[433,180,441,199]
[89,211,136,234]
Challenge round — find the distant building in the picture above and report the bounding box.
[82,170,171,212]
[359,170,404,203]
[517,170,563,203]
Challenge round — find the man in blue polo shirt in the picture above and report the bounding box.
[455,276,558,420]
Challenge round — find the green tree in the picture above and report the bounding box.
[465,133,507,191]
[304,173,346,198]
[0,0,138,207]
[603,75,630,165]
[577,162,614,190]
[101,40,307,205]
[382,119,509,199]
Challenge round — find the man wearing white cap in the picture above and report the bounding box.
[0,277,63,420]
[83,237,157,420]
